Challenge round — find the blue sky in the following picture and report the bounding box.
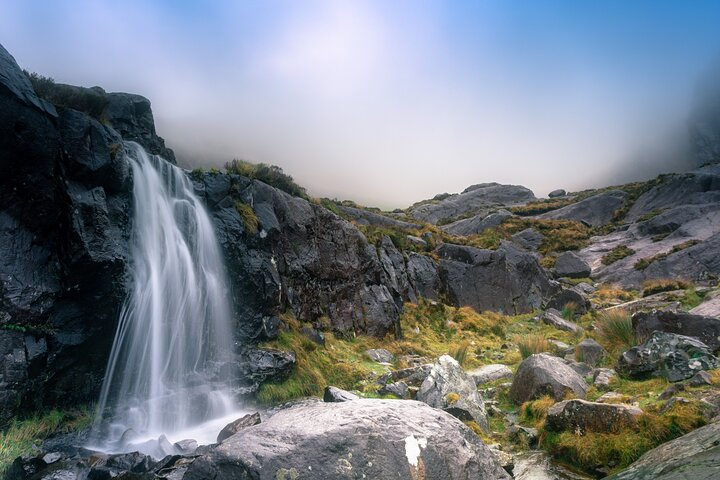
[3,1,720,207]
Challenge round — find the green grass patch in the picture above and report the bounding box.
[234,201,259,235]
[0,408,92,474]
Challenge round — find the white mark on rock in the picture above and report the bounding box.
[404,435,428,467]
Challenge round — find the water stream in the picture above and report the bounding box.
[89,143,240,454]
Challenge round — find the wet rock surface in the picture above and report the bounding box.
[632,310,720,353]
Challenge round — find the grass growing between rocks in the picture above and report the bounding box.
[539,400,706,475]
[0,408,92,475]
[594,309,636,357]
[601,245,635,266]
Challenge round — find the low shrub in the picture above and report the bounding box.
[595,309,635,354]
[516,334,550,359]
[234,201,259,235]
[642,279,692,297]
[226,159,307,199]
[601,245,635,265]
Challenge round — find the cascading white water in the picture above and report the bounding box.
[90,142,239,454]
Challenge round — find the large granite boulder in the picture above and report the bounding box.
[541,308,583,334]
[617,332,719,382]
[632,310,720,353]
[606,419,720,479]
[545,286,591,314]
[545,399,643,434]
[510,354,588,404]
[185,399,511,479]
[437,242,557,315]
[511,228,544,251]
[417,355,488,430]
[538,190,627,226]
[409,182,535,224]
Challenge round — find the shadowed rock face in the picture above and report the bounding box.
[186,399,511,480]
[632,310,720,353]
[436,242,557,315]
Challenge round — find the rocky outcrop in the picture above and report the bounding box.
[548,189,567,198]
[409,183,535,224]
[442,209,513,236]
[437,242,557,315]
[338,205,422,230]
[632,310,720,352]
[606,419,720,479]
[417,355,488,430]
[511,228,544,251]
[545,399,642,434]
[323,386,359,402]
[617,332,719,382]
[538,190,627,227]
[510,354,587,404]
[187,399,511,479]
[553,251,591,278]
[575,338,605,366]
[544,287,591,314]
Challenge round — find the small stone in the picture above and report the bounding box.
[688,370,713,387]
[365,349,395,364]
[217,412,261,443]
[378,381,409,399]
[466,364,513,386]
[42,452,62,464]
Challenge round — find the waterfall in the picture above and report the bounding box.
[90,142,238,454]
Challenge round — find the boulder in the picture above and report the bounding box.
[467,364,513,386]
[217,412,262,443]
[417,355,489,430]
[406,253,441,301]
[378,365,432,388]
[632,310,720,353]
[437,242,557,315]
[617,332,719,382]
[236,347,296,392]
[442,209,513,236]
[188,399,511,479]
[690,293,720,317]
[554,251,592,279]
[323,386,360,403]
[511,228,545,251]
[545,286,591,315]
[548,189,567,198]
[541,308,583,334]
[576,338,605,366]
[378,380,410,399]
[366,348,395,363]
[593,368,617,390]
[510,354,588,404]
[545,399,643,434]
[408,182,535,224]
[605,419,720,479]
[538,190,628,227]
[688,370,713,387]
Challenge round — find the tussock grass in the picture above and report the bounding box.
[595,309,635,355]
[520,395,556,429]
[601,245,635,265]
[234,201,259,235]
[641,279,692,297]
[516,334,550,359]
[0,408,92,474]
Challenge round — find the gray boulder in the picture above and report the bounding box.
[511,228,544,251]
[548,189,567,198]
[442,209,513,236]
[378,380,410,398]
[323,386,360,403]
[467,364,513,386]
[690,292,720,317]
[606,419,720,479]
[538,190,628,227]
[217,412,261,443]
[541,308,583,334]
[378,365,432,389]
[409,182,535,224]
[554,251,592,279]
[593,368,617,390]
[627,172,720,222]
[437,242,557,315]
[366,348,395,364]
[188,399,511,479]
[545,399,643,434]
[406,253,441,301]
[576,338,605,366]
[617,332,719,382]
[545,286,591,314]
[632,310,720,353]
[417,355,489,430]
[510,353,588,404]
